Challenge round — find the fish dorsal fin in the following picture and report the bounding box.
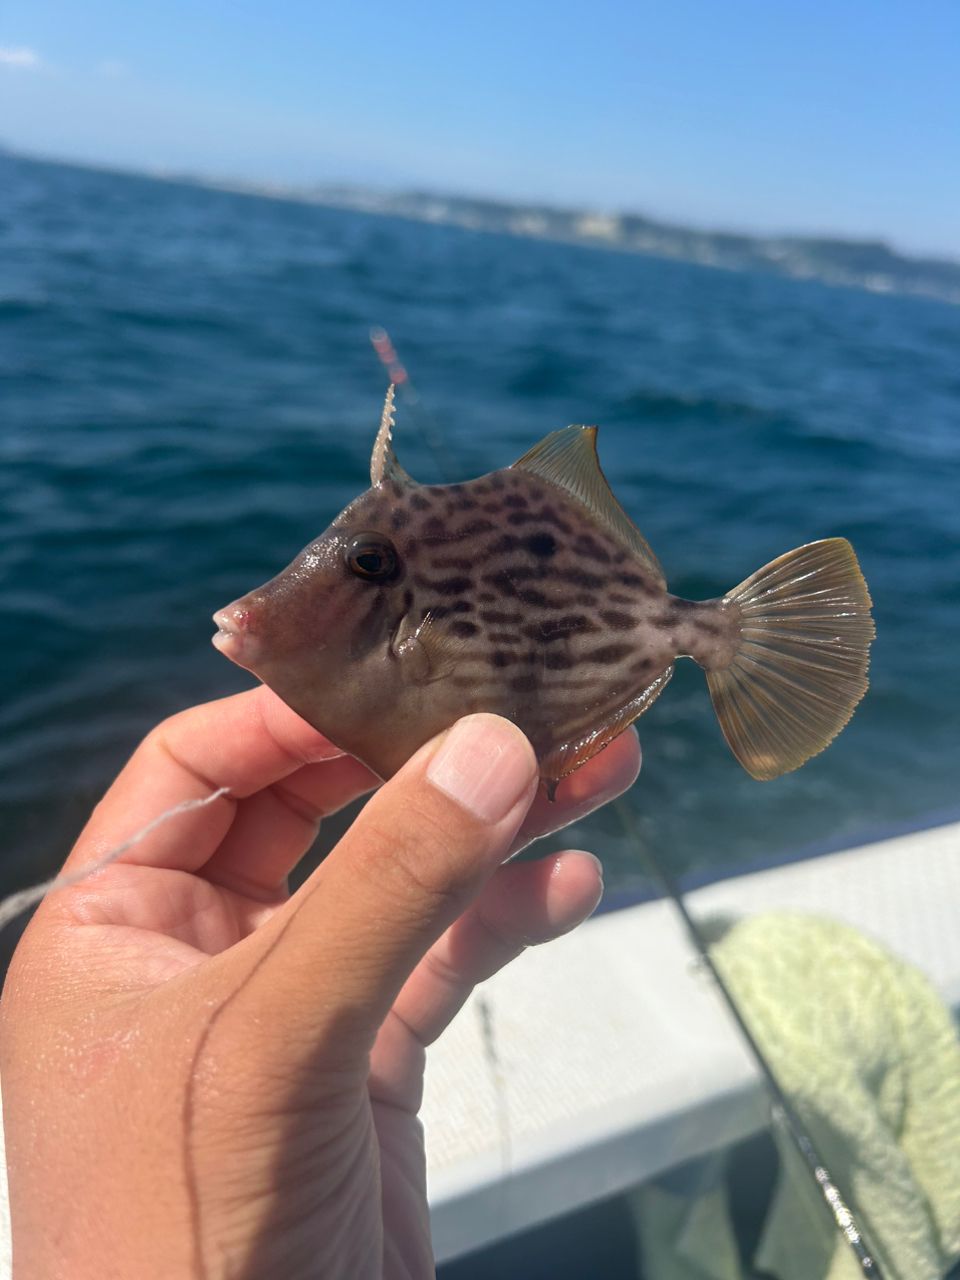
[370,385,414,488]
[512,425,665,587]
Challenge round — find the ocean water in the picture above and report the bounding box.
[2,151,959,941]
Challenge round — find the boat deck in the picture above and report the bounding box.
[423,820,960,1263]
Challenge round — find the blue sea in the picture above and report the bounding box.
[2,152,959,938]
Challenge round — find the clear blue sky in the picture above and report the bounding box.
[2,0,958,256]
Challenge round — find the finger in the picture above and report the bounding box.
[368,851,603,1111]
[510,726,641,853]
[201,755,379,897]
[225,714,539,1061]
[203,723,638,894]
[65,686,347,875]
[391,848,603,1050]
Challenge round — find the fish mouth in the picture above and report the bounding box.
[212,604,260,669]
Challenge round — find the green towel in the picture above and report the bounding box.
[629,913,960,1279]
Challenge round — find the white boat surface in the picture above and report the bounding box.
[423,818,960,1265]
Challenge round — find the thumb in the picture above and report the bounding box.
[226,714,539,1062]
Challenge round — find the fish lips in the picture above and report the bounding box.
[212,602,262,670]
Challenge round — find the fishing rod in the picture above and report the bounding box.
[371,327,892,1278]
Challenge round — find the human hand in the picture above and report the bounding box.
[0,687,640,1279]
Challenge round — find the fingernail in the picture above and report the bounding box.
[545,851,605,934]
[580,850,604,883]
[427,714,536,823]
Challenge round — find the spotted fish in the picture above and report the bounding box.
[213,388,875,795]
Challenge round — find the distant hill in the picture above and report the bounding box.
[9,148,960,305]
[198,177,960,306]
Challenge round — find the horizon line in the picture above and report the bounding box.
[5,144,960,295]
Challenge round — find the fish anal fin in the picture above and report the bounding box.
[542,665,673,795]
[707,538,875,780]
[511,425,665,588]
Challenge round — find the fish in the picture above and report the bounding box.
[213,387,875,796]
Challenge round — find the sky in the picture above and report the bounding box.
[2,0,958,257]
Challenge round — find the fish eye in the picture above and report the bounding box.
[344,532,399,582]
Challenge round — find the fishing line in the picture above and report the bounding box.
[371,327,891,1278]
[368,327,461,483]
[475,992,513,1178]
[0,788,230,935]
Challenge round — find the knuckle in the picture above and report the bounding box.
[352,803,474,920]
[422,943,467,993]
[268,779,325,828]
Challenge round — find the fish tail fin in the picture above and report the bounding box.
[706,538,875,780]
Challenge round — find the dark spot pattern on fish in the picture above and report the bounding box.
[620,572,657,594]
[524,615,598,643]
[445,497,478,516]
[526,532,557,558]
[585,643,633,664]
[450,620,479,638]
[491,650,518,668]
[485,562,607,593]
[573,534,612,563]
[421,518,496,545]
[480,608,523,625]
[487,534,521,555]
[544,651,576,670]
[510,673,540,693]
[600,609,637,630]
[422,601,472,620]
[434,555,475,571]
[507,507,572,535]
[415,574,474,596]
[556,567,606,591]
[449,673,491,690]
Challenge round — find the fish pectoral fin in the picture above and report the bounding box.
[542,665,674,790]
[511,425,665,588]
[392,610,466,684]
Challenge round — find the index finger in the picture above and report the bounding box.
[65,686,347,875]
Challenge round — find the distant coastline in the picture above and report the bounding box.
[5,147,960,306]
